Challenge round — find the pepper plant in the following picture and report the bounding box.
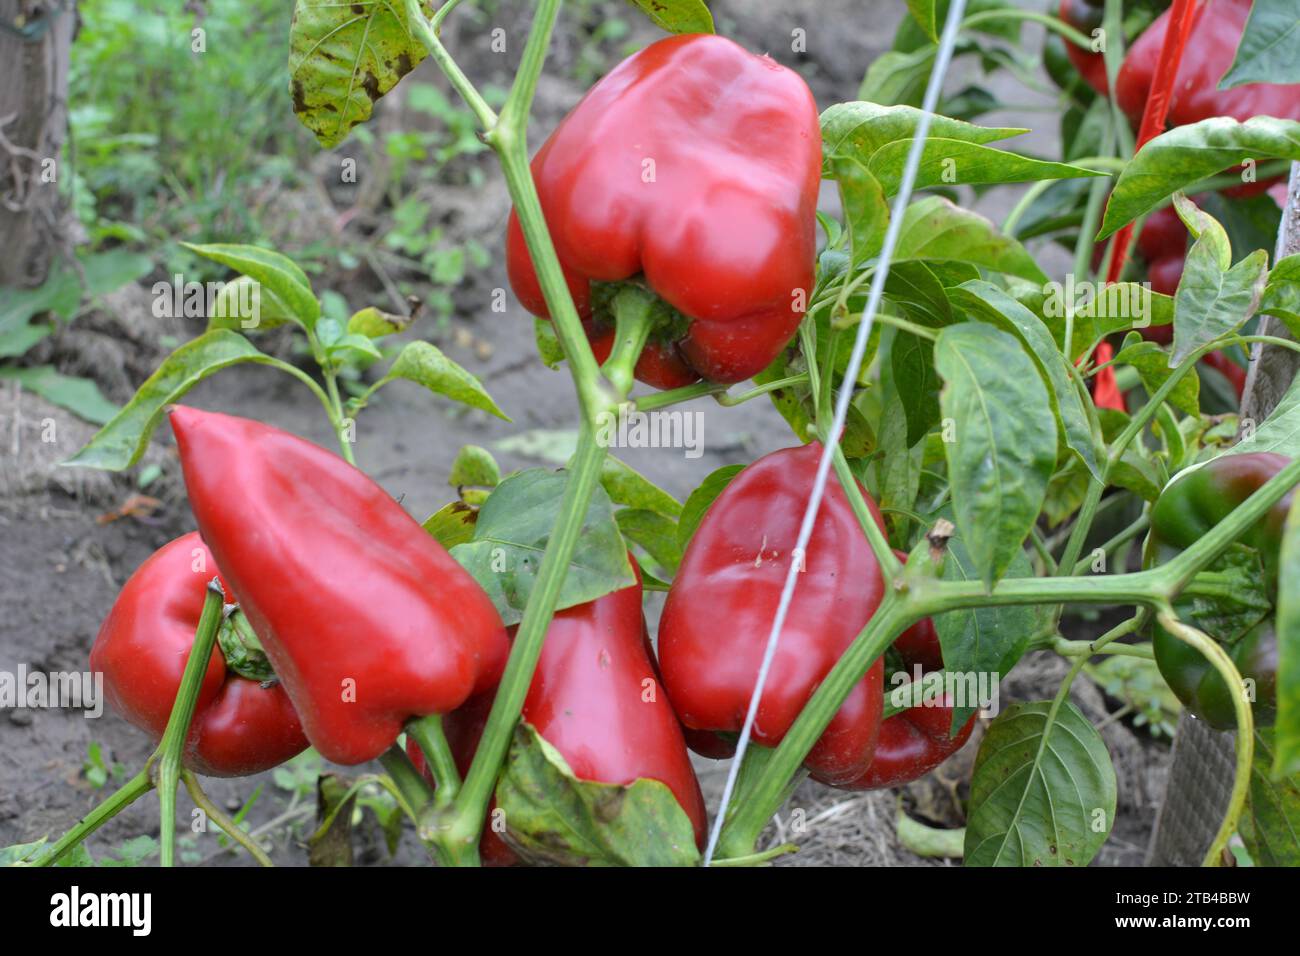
[13,0,1300,869]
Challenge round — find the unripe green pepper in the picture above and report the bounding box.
[1145,453,1293,729]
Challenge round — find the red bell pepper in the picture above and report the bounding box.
[836,617,976,791]
[90,532,308,777]
[1117,0,1300,190]
[506,33,822,386]
[169,406,509,766]
[1059,0,1109,95]
[409,564,707,863]
[659,443,886,786]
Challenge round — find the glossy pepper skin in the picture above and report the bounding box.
[1146,453,1292,728]
[837,617,976,791]
[1117,0,1300,134]
[409,566,707,863]
[90,533,308,777]
[169,406,509,766]
[506,33,821,386]
[659,443,886,786]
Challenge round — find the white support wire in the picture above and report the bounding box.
[701,0,972,866]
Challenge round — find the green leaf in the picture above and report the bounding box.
[894,196,1048,284]
[376,341,509,420]
[890,331,942,448]
[600,456,682,518]
[868,139,1105,197]
[934,323,1057,587]
[1098,117,1300,239]
[753,354,815,444]
[0,248,152,351]
[616,509,682,575]
[828,157,888,266]
[65,330,279,470]
[878,335,924,546]
[347,306,412,338]
[1275,491,1300,779]
[309,773,357,867]
[965,701,1117,866]
[448,445,501,488]
[1,838,48,866]
[1260,255,1300,338]
[0,367,118,425]
[1225,372,1300,459]
[422,500,479,550]
[951,281,1101,480]
[1113,340,1200,417]
[289,0,431,148]
[820,102,1024,167]
[1035,282,1174,360]
[676,464,743,553]
[1240,729,1300,864]
[1220,0,1300,89]
[182,242,319,327]
[935,535,1040,728]
[883,259,956,329]
[858,46,937,107]
[0,320,53,359]
[905,0,938,42]
[206,275,296,332]
[450,469,634,626]
[625,0,714,35]
[534,318,564,370]
[1167,195,1269,366]
[495,723,700,866]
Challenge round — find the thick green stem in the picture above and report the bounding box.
[445,427,610,860]
[403,0,498,128]
[408,715,460,808]
[829,443,902,581]
[378,744,433,817]
[403,0,629,868]
[963,7,1094,49]
[34,769,153,866]
[154,579,225,867]
[1156,612,1254,867]
[182,770,273,867]
[601,286,659,397]
[1060,337,1222,574]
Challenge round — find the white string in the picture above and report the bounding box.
[701,0,972,866]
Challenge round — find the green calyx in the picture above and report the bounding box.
[217,609,278,683]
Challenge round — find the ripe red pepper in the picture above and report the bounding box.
[659,443,886,786]
[836,617,976,791]
[1091,340,1125,412]
[1146,452,1291,728]
[408,565,707,863]
[169,406,509,766]
[506,33,822,386]
[90,532,308,777]
[1059,0,1109,96]
[1117,0,1300,181]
